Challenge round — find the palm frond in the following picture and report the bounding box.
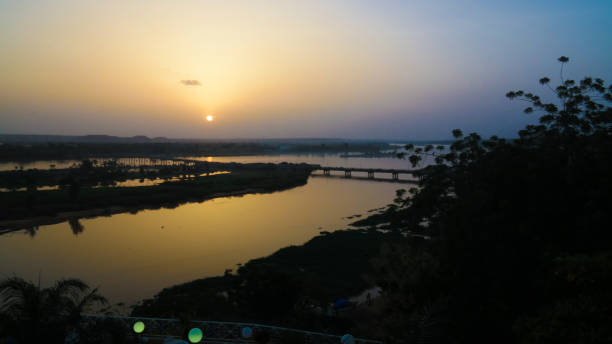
[52,278,88,298]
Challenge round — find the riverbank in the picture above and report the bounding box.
[131,228,400,335]
[0,168,311,231]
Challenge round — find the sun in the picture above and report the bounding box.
[205,115,214,122]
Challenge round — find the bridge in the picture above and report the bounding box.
[113,158,422,183]
[82,314,383,344]
[314,166,421,182]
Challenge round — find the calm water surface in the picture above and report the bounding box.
[0,156,407,305]
[186,153,424,169]
[0,145,441,171]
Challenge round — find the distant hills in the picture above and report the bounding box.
[0,134,453,145]
[0,134,178,144]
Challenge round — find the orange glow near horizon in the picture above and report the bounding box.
[2,1,610,139]
[0,1,445,138]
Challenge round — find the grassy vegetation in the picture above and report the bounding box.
[0,168,310,221]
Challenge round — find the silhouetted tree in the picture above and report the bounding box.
[68,218,85,236]
[25,174,37,210]
[24,226,39,238]
[0,277,107,342]
[373,57,612,343]
[59,175,80,201]
[231,264,301,320]
[80,159,94,172]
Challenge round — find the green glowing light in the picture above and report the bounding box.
[133,321,145,334]
[188,328,203,343]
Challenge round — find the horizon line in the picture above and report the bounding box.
[0,133,461,143]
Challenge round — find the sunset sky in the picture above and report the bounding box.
[1,0,611,140]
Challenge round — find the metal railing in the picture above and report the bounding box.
[83,314,383,344]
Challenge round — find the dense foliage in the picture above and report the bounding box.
[132,230,397,334]
[372,57,612,343]
[0,278,108,343]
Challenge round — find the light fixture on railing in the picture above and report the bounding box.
[341,334,355,344]
[187,328,203,343]
[242,327,253,338]
[133,321,145,334]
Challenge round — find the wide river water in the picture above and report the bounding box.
[0,154,418,306]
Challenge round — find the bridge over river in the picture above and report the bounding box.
[120,158,421,183]
[82,314,383,344]
[313,166,421,182]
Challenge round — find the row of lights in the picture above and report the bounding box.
[133,321,355,344]
[133,321,253,343]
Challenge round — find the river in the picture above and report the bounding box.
[0,153,418,307]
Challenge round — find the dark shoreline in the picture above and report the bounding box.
[0,169,311,233]
[131,228,399,334]
[0,188,284,233]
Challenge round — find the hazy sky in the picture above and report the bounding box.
[1,0,611,140]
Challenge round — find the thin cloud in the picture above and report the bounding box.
[180,80,201,86]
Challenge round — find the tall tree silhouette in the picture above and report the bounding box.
[0,277,107,342]
[373,57,612,343]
